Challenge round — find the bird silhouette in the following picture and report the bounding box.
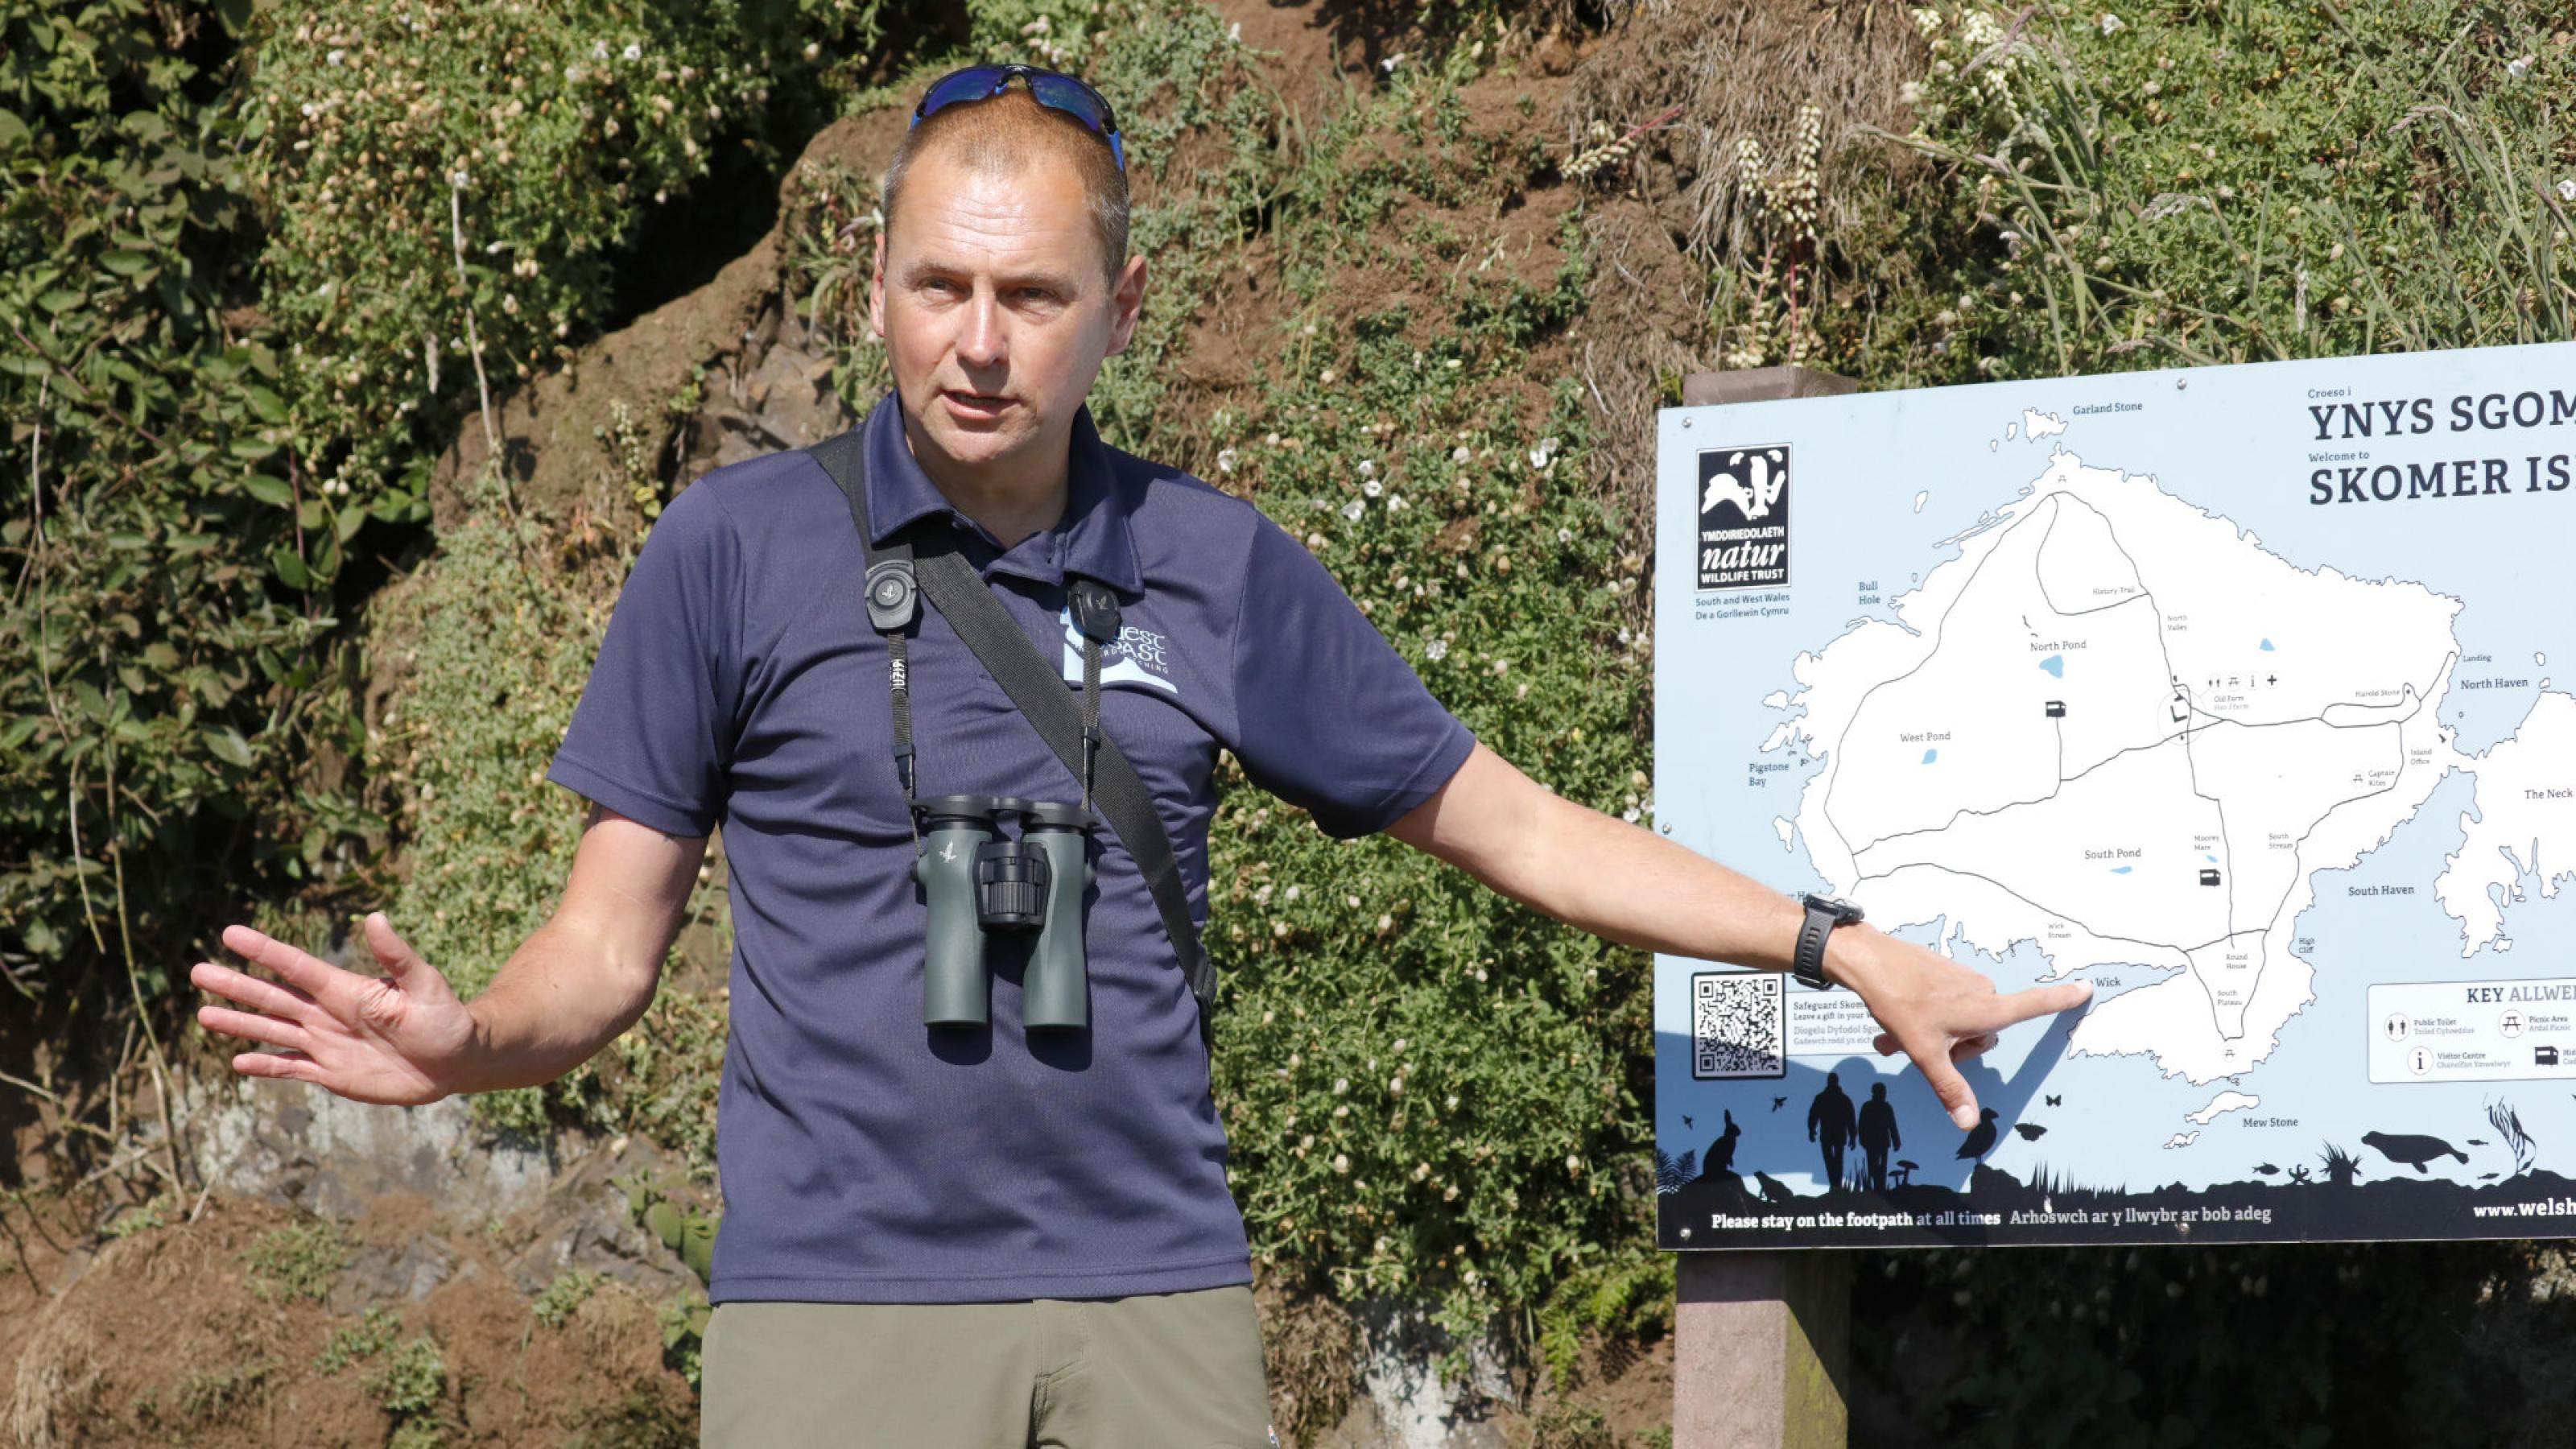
[2046,1094,2062,1107]
[2479,1171,2501,1181]
[2360,1129,2470,1173]
[1771,1096,1788,1113]
[2013,1122,2048,1141]
[1682,1115,1695,1130]
[1956,1108,2000,1160]
[2467,1137,2488,1146]
[2253,1162,2279,1175]
[1753,1171,1798,1204]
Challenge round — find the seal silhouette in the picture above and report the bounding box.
[2360,1129,2469,1173]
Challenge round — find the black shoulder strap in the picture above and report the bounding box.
[807,427,1219,1058]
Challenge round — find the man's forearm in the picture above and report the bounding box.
[1505,795,1812,971]
[449,914,658,1096]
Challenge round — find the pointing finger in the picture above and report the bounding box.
[1963,980,2094,1036]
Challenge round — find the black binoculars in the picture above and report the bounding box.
[913,795,1094,1030]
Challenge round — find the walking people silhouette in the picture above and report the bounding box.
[1857,1081,1902,1192]
[1809,1071,1857,1190]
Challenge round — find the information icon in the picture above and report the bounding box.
[2409,1046,2432,1076]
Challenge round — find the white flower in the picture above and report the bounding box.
[1527,436,1560,470]
[326,47,345,65]
[1362,479,1382,497]
[1228,20,1241,41]
[1388,495,1408,513]
[1380,52,1406,72]
[802,40,819,60]
[1556,527,1572,543]
[1333,1076,1349,1093]
[591,38,610,60]
[1426,638,1449,662]
[1357,459,1377,477]
[450,168,470,188]
[1332,1154,1350,1174]
[625,41,643,60]
[1216,447,1238,475]
[1341,498,1364,521]
[564,64,584,83]
[2098,12,2124,34]
[2507,54,2534,80]
[1451,444,1472,463]
[2559,179,2576,203]
[1284,884,1300,901]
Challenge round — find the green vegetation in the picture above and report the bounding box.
[532,1267,608,1328]
[314,1306,405,1374]
[1726,0,2576,385]
[241,1217,349,1302]
[363,1331,449,1430]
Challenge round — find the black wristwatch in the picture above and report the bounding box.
[1792,893,1864,990]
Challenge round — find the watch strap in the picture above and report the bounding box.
[1792,898,1841,990]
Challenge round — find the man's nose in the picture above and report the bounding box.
[957,290,1007,369]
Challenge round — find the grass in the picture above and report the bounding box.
[242,1219,349,1304]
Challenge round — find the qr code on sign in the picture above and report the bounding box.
[1692,971,1785,1080]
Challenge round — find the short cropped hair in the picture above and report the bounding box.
[880,87,1130,280]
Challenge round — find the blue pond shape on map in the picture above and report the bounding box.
[2039,656,2066,678]
[2112,865,2133,874]
[1922,749,1939,764]
[2260,638,2276,650]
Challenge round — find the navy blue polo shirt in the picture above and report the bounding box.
[545,392,1476,1303]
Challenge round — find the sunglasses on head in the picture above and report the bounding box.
[910,63,1127,172]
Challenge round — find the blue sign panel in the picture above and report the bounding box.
[1654,341,2576,1247]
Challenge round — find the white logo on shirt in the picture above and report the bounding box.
[1059,605,1179,694]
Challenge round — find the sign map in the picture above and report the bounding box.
[1653,342,2576,1247]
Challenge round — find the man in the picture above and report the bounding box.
[1858,1080,1902,1193]
[1808,1070,1856,1191]
[189,64,2088,1445]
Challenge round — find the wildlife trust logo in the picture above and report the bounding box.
[1697,444,1791,590]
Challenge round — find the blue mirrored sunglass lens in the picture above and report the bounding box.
[917,68,1005,119]
[1025,73,1109,128]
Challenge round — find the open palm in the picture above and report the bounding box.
[191,911,476,1106]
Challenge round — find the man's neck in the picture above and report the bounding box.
[900,408,1073,551]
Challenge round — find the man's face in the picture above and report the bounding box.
[869,145,1146,477]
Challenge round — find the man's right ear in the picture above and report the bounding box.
[867,232,888,339]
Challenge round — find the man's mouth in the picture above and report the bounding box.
[939,389,1014,419]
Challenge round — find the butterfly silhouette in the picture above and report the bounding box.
[2046,1094,2062,1107]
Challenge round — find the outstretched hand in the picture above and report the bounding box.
[1828,924,2093,1131]
[191,911,477,1106]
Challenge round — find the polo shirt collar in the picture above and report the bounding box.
[858,392,1142,595]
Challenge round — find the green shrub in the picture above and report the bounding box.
[1749,0,2576,386]
[242,1217,349,1302]
[315,1307,405,1373]
[361,1331,447,1418]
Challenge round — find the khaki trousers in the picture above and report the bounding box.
[698,1284,1278,1447]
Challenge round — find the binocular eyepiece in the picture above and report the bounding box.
[914,795,1094,1031]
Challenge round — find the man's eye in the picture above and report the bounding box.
[1018,287,1059,305]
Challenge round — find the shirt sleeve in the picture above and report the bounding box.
[1227,511,1476,839]
[545,480,743,837]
